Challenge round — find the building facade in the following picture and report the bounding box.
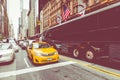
[9,24,14,38]
[0,0,9,40]
[41,0,85,32]
[41,0,113,32]
[21,9,28,39]
[40,10,43,34]
[27,0,36,38]
[18,0,29,40]
[0,3,4,35]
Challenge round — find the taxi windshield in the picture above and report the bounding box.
[33,43,51,49]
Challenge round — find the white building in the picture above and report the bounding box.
[21,9,28,39]
[19,0,29,40]
[27,0,37,37]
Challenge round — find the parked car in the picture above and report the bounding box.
[2,39,9,43]
[27,41,59,64]
[0,43,15,63]
[11,43,19,52]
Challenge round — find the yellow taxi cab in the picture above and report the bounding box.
[27,41,59,64]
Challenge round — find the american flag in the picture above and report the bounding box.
[62,4,71,21]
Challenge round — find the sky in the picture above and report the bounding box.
[7,0,29,39]
[7,0,20,39]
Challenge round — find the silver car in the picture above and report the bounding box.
[0,43,15,63]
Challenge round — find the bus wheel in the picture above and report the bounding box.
[84,50,95,62]
[73,49,80,58]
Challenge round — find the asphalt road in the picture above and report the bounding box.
[0,48,120,80]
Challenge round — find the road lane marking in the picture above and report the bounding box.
[24,58,30,68]
[60,55,120,78]
[0,61,76,78]
[88,65,120,78]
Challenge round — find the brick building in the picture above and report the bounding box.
[41,0,114,32]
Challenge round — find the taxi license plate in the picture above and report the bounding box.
[47,58,52,61]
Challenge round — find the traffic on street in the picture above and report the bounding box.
[0,41,120,80]
[0,0,120,80]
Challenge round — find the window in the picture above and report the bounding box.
[33,43,51,49]
[33,43,39,49]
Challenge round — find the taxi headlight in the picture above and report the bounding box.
[54,51,58,54]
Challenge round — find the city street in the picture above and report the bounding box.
[0,0,120,80]
[0,47,120,80]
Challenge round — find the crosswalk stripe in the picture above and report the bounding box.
[0,61,76,78]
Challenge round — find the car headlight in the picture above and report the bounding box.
[54,51,58,54]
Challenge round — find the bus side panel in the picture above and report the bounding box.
[109,44,120,63]
[99,6,120,28]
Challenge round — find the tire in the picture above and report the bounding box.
[84,49,96,62]
[73,48,80,58]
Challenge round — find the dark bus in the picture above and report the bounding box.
[41,1,120,62]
